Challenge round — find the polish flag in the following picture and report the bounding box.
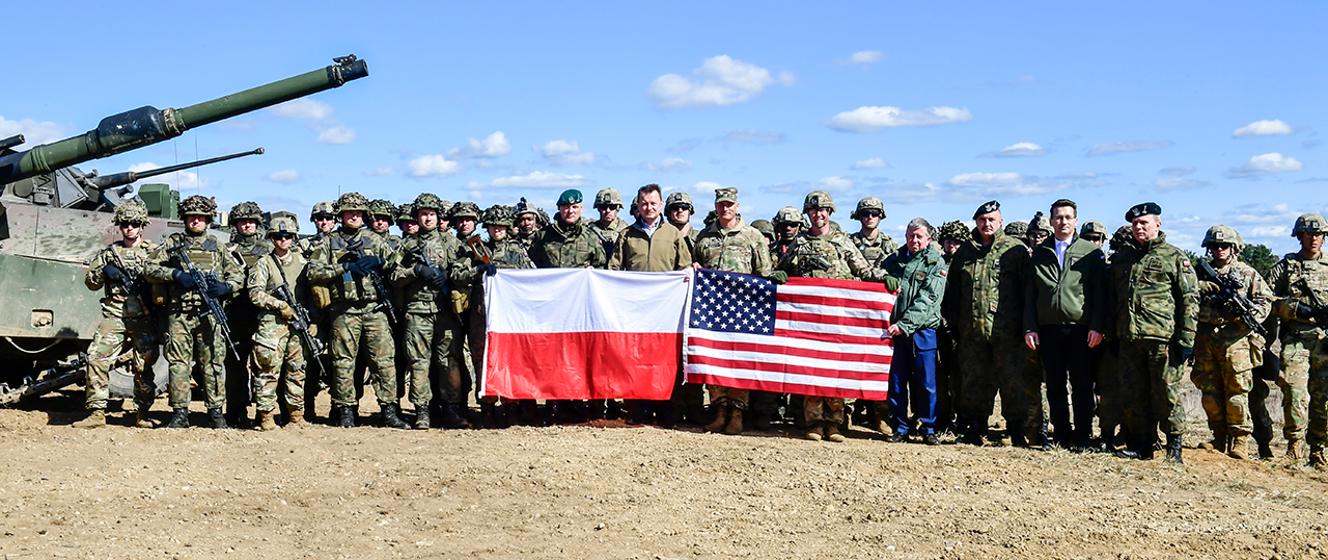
[481,268,690,400]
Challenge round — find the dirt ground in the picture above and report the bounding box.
[2,390,1326,560]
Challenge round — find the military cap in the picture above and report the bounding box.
[179,195,218,218]
[1124,201,1162,222]
[803,191,835,212]
[514,197,538,217]
[1292,213,1327,236]
[714,187,738,204]
[938,220,970,242]
[112,199,150,225]
[368,198,395,218]
[396,203,417,223]
[334,192,371,213]
[1202,224,1243,250]
[1080,220,1107,239]
[1004,221,1028,238]
[774,206,804,226]
[482,204,515,227]
[973,200,1000,219]
[666,191,693,211]
[309,201,336,220]
[229,201,263,222]
[593,188,623,209]
[750,219,774,236]
[1028,211,1053,235]
[851,196,885,220]
[266,215,299,237]
[556,189,583,206]
[449,201,482,220]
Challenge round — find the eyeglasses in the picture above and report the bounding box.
[858,211,883,219]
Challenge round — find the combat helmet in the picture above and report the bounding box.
[1291,213,1327,237]
[112,199,149,225]
[1080,220,1108,241]
[1003,221,1028,238]
[750,219,774,237]
[266,215,299,237]
[179,195,218,219]
[334,192,371,213]
[1028,212,1053,236]
[482,204,515,228]
[1109,224,1133,252]
[1202,224,1244,251]
[665,191,693,211]
[413,193,445,213]
[368,198,395,218]
[774,206,804,226]
[938,220,970,242]
[309,201,336,221]
[229,201,263,222]
[594,188,623,209]
[449,201,482,220]
[396,203,417,223]
[513,197,537,217]
[850,196,885,220]
[803,191,835,213]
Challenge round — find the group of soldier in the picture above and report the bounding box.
[70,182,1328,470]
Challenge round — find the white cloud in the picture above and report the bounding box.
[691,180,736,194]
[1249,226,1290,238]
[943,171,1089,197]
[848,50,884,64]
[1226,203,1302,225]
[852,157,888,170]
[0,116,65,146]
[1234,119,1292,137]
[648,157,693,172]
[472,171,589,189]
[270,99,333,121]
[538,139,595,165]
[1228,152,1304,177]
[1154,167,1209,191]
[816,176,854,191]
[407,154,461,178]
[948,172,1022,186]
[1086,140,1173,156]
[649,55,791,108]
[829,106,972,132]
[995,142,1046,157]
[451,131,510,159]
[128,162,204,189]
[265,169,301,184]
[316,125,356,145]
[365,166,394,177]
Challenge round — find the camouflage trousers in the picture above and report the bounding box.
[708,386,749,409]
[1096,343,1124,437]
[1279,325,1328,446]
[164,312,227,410]
[995,335,1045,437]
[804,396,845,426]
[248,318,306,413]
[403,310,466,408]
[84,313,158,411]
[1119,339,1186,439]
[1190,329,1258,438]
[329,305,397,407]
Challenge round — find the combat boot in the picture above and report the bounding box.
[1227,435,1250,460]
[165,408,190,429]
[479,402,500,429]
[256,411,278,432]
[1165,434,1183,465]
[1200,427,1227,452]
[1309,446,1327,471]
[380,403,410,429]
[208,408,228,429]
[336,405,356,428]
[704,404,729,433]
[1286,437,1305,461]
[825,422,846,443]
[134,408,156,429]
[752,409,773,432]
[72,410,106,429]
[413,407,431,430]
[723,407,744,436]
[1257,439,1274,460]
[803,428,823,442]
[286,408,305,427]
[438,403,469,429]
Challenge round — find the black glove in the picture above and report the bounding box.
[767,271,788,285]
[344,255,385,277]
[414,263,441,282]
[480,263,498,277]
[205,276,232,298]
[1296,303,1318,321]
[172,269,198,290]
[428,274,449,290]
[103,263,126,284]
[1177,346,1194,363]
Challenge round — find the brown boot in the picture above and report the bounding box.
[72,410,106,429]
[1310,446,1327,471]
[256,411,278,432]
[1227,435,1250,460]
[1287,437,1305,461]
[134,409,157,429]
[704,404,729,433]
[825,422,846,443]
[286,408,305,427]
[723,407,744,435]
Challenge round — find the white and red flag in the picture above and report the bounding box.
[481,268,690,400]
[684,269,895,400]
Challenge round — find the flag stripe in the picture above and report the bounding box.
[782,276,891,294]
[776,309,890,329]
[774,319,890,340]
[687,334,891,363]
[777,292,895,312]
[777,299,893,320]
[686,330,892,356]
[686,365,889,394]
[686,344,891,374]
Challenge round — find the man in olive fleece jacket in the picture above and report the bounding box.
[1023,199,1108,449]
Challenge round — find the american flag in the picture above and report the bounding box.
[683,268,896,400]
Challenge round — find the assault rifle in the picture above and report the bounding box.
[169,243,241,361]
[345,237,398,325]
[106,247,147,299]
[1298,277,1328,326]
[406,245,451,307]
[274,282,326,380]
[1195,259,1267,337]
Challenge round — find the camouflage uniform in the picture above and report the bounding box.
[144,196,243,427]
[224,201,270,426]
[298,201,336,417]
[307,192,405,428]
[1191,226,1272,457]
[751,207,805,426]
[529,217,608,269]
[1267,213,1328,463]
[245,217,309,425]
[1108,209,1198,461]
[79,201,160,427]
[848,197,899,267]
[997,230,1047,445]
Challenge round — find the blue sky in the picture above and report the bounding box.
[4,1,1324,253]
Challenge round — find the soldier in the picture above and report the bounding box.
[1080,220,1108,248]
[750,219,775,245]
[306,192,409,429]
[368,199,402,251]
[512,198,542,251]
[665,191,698,254]
[1004,221,1028,239]
[1108,202,1198,463]
[943,201,1032,446]
[590,188,627,242]
[144,195,242,429]
[849,197,899,267]
[1026,213,1052,248]
[245,216,311,430]
[224,201,270,427]
[450,204,536,427]
[883,218,947,446]
[1097,224,1136,451]
[777,191,894,442]
[449,202,482,243]
[749,206,806,429]
[74,200,161,429]
[300,201,338,258]
[933,219,970,434]
[299,201,337,420]
[396,203,419,239]
[937,221,968,262]
[1191,225,1273,459]
[691,188,781,435]
[1267,213,1328,468]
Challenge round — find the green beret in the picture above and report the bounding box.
[557,189,583,206]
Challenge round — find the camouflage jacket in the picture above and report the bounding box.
[228,233,271,269]
[372,229,403,252]
[307,225,400,308]
[777,229,889,282]
[1107,232,1199,346]
[1268,250,1328,331]
[298,232,330,259]
[942,230,1025,341]
[451,237,535,315]
[530,218,608,269]
[246,250,310,325]
[884,245,948,335]
[388,228,463,314]
[589,218,627,255]
[849,230,899,268]
[1197,259,1272,337]
[144,231,244,313]
[692,219,773,276]
[85,239,158,320]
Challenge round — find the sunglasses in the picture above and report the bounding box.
[858,210,883,219]
[271,233,297,240]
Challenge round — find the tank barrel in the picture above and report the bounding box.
[0,55,367,185]
[0,134,24,151]
[85,147,265,190]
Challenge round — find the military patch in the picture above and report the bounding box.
[913,271,926,282]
